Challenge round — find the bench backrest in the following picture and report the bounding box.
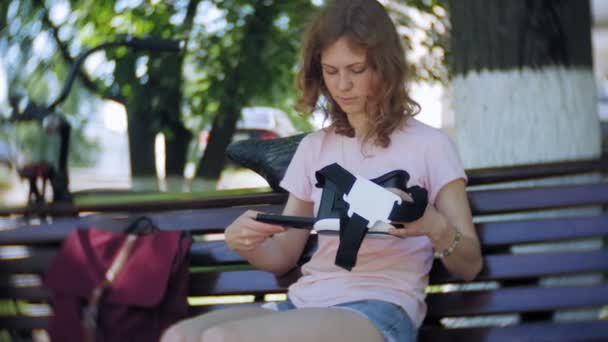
[0,158,607,341]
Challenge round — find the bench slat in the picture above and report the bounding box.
[5,249,607,302]
[469,183,608,215]
[4,310,608,341]
[430,250,608,283]
[479,215,608,247]
[3,285,606,330]
[0,270,291,301]
[186,251,608,295]
[0,287,49,301]
[2,212,606,275]
[2,184,606,245]
[426,284,608,317]
[185,252,608,294]
[148,205,283,233]
[3,184,607,245]
[419,320,608,342]
[188,270,297,296]
[465,158,607,186]
[3,244,607,287]
[0,239,281,274]
[0,192,288,217]
[0,316,48,330]
[0,205,284,245]
[0,247,56,273]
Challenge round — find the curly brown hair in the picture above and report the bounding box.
[295,0,420,148]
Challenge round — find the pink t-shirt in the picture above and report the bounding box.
[279,118,467,328]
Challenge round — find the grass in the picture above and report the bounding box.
[73,186,272,206]
[72,167,273,206]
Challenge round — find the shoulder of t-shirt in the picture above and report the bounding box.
[398,117,451,145]
[305,128,332,141]
[298,128,333,152]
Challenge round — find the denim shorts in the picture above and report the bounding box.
[263,298,417,342]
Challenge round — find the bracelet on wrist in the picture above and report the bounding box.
[433,226,462,259]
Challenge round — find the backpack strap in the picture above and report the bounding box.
[124,216,159,235]
[82,234,138,342]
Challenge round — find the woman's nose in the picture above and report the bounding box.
[338,73,353,91]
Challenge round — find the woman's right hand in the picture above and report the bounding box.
[225,210,287,252]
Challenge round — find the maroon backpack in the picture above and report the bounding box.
[44,217,192,341]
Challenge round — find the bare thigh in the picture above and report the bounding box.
[160,307,275,342]
[201,307,385,342]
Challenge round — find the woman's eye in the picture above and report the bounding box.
[323,69,338,75]
[352,67,367,74]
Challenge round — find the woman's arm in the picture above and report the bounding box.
[225,194,314,275]
[388,179,483,281]
[429,179,483,281]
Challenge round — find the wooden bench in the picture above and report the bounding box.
[1,158,607,341]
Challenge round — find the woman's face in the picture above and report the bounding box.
[321,36,376,119]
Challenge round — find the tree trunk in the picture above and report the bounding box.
[112,0,201,181]
[157,0,200,177]
[118,50,191,179]
[152,54,191,177]
[165,122,192,176]
[448,1,604,317]
[115,55,157,177]
[197,2,279,180]
[126,100,157,177]
[449,0,601,168]
[197,100,242,179]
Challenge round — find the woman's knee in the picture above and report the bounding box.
[200,325,241,342]
[160,319,202,342]
[161,322,241,342]
[159,325,186,342]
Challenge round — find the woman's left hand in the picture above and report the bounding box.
[385,180,483,281]
[384,188,448,240]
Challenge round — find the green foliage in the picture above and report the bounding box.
[10,122,59,166]
[385,0,450,83]
[1,0,450,179]
[1,0,102,168]
[183,0,317,133]
[68,117,101,167]
[0,119,96,167]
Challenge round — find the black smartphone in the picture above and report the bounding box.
[254,213,316,229]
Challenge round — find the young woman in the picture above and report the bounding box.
[161,1,482,341]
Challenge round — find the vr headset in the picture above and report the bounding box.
[256,163,428,270]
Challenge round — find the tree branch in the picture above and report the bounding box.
[35,0,125,104]
[182,0,202,48]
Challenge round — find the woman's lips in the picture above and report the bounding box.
[338,97,358,105]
